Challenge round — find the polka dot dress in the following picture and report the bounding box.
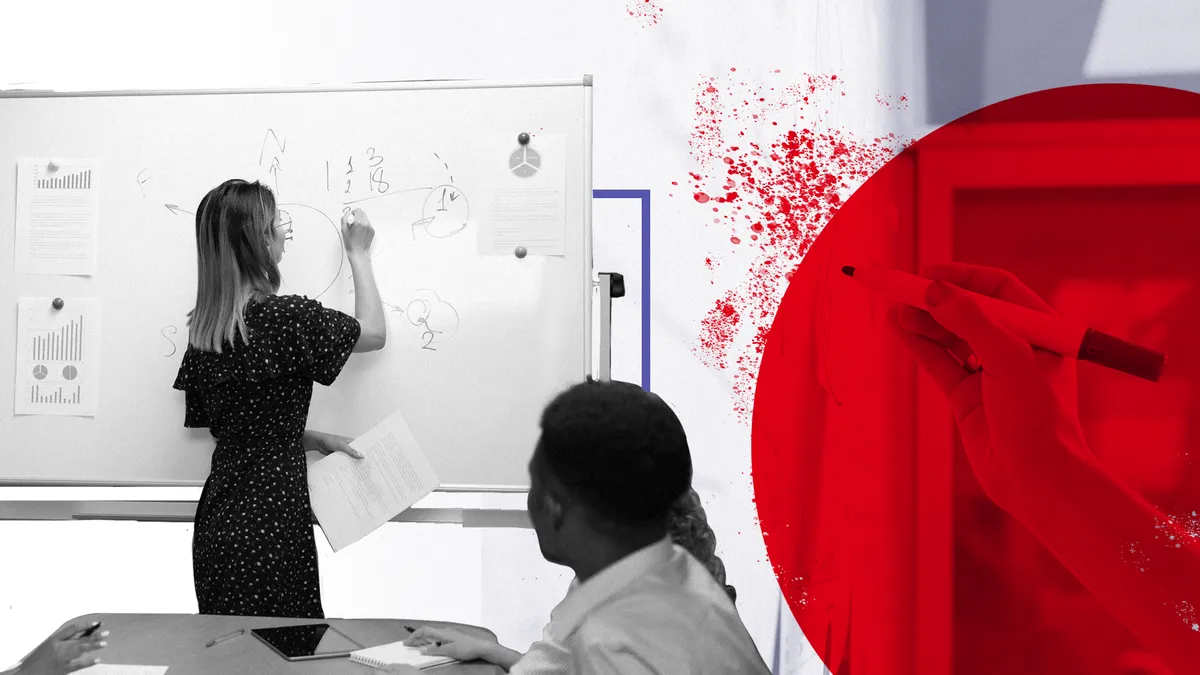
[173,294,360,618]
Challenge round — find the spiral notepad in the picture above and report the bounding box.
[348,640,456,670]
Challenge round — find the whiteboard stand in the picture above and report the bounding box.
[595,272,625,382]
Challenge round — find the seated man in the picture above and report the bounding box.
[406,379,770,674]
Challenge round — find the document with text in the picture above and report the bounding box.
[307,410,441,552]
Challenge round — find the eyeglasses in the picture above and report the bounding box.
[275,218,293,241]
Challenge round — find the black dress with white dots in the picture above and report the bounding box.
[173,294,361,618]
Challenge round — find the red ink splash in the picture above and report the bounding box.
[704,256,721,283]
[686,69,907,421]
[875,93,910,110]
[626,0,664,27]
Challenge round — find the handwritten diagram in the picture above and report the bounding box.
[400,289,460,351]
[276,202,344,300]
[161,325,178,357]
[146,129,475,353]
[413,184,470,239]
[260,129,286,195]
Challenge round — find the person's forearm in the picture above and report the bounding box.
[348,253,385,343]
[481,643,524,672]
[300,430,319,452]
[1001,439,1200,675]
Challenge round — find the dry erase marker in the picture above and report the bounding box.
[842,265,1166,382]
[205,628,245,648]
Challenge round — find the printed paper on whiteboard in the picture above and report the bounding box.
[14,297,100,417]
[477,133,567,257]
[15,158,100,275]
[307,410,441,552]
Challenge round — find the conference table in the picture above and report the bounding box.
[61,614,503,674]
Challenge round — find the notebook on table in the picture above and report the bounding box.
[348,640,457,670]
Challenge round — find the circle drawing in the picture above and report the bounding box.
[62,365,78,380]
[402,290,460,346]
[32,365,47,380]
[416,185,470,239]
[276,203,344,300]
[509,146,541,178]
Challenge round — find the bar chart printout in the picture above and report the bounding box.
[15,297,100,416]
[14,158,100,275]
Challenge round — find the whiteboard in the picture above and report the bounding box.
[0,80,593,489]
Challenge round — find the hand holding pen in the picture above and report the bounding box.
[885,262,1200,675]
[18,620,108,673]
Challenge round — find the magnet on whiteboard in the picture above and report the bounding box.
[515,246,528,259]
[47,158,62,172]
[517,132,530,146]
[52,297,64,310]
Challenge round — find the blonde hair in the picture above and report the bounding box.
[186,179,281,353]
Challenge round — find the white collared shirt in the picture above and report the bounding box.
[511,537,771,675]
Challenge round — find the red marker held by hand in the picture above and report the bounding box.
[842,265,1166,382]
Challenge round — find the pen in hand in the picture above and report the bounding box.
[404,625,441,647]
[205,628,245,648]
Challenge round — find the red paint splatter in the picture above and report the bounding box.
[875,92,911,110]
[626,0,664,27]
[686,69,907,421]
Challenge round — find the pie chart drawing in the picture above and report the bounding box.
[32,365,47,380]
[63,365,78,380]
[509,146,541,178]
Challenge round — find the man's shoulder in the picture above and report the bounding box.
[573,595,768,673]
[575,581,752,652]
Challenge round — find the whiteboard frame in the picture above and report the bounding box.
[0,77,598,499]
[0,76,594,98]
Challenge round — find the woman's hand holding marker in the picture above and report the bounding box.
[885,263,1083,506]
[342,208,375,256]
[883,262,1200,675]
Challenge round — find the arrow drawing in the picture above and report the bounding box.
[268,157,282,195]
[433,152,454,183]
[165,204,194,216]
[258,129,286,164]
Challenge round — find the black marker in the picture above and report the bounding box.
[843,265,1167,382]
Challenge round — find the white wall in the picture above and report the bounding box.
[0,1,925,672]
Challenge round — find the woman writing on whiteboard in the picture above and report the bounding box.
[173,179,386,618]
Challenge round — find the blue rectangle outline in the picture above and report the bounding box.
[592,189,650,391]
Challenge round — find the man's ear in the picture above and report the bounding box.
[544,489,567,531]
